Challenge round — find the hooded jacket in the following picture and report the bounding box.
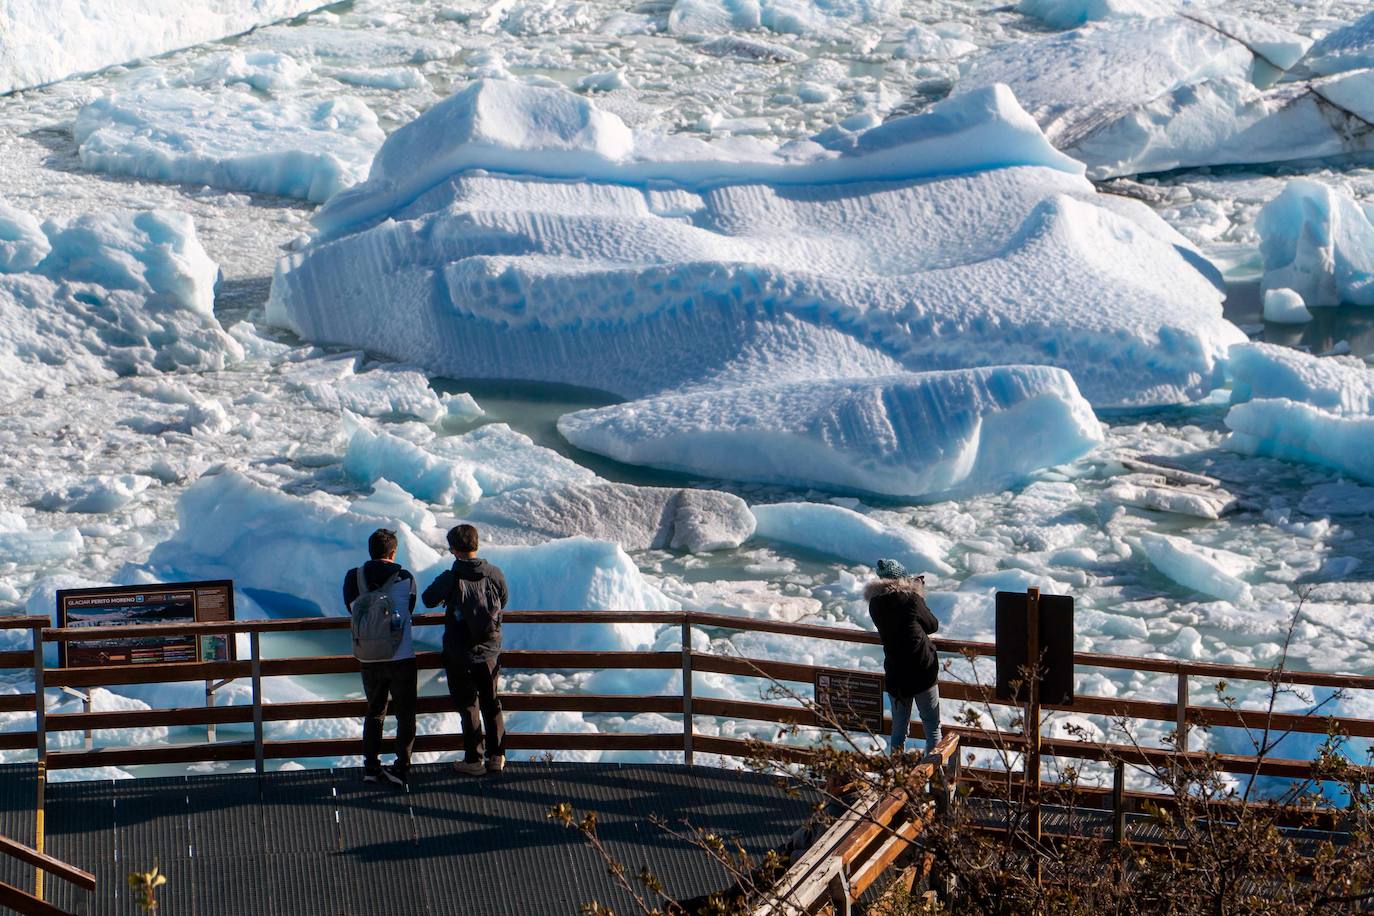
[866,576,940,697]
[422,557,509,664]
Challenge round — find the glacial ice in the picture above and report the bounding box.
[75,89,385,202]
[1138,532,1255,603]
[1298,9,1374,76]
[960,16,1371,179]
[1256,180,1374,309]
[342,417,483,507]
[0,204,240,398]
[1228,342,1374,416]
[272,80,1240,414]
[280,356,449,422]
[559,368,1104,500]
[37,475,155,514]
[1016,0,1174,30]
[750,502,953,575]
[1225,399,1374,485]
[196,50,311,92]
[0,0,328,94]
[1262,289,1311,324]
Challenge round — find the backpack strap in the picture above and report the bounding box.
[354,567,367,605]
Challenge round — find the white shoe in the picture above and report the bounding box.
[452,759,486,777]
[486,755,505,774]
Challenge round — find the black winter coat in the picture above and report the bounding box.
[422,557,509,664]
[866,577,940,698]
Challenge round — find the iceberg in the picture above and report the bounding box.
[1297,9,1374,77]
[1256,180,1374,309]
[1225,399,1374,485]
[0,204,240,399]
[342,419,483,507]
[1016,0,1174,30]
[270,80,1239,412]
[75,89,385,203]
[558,368,1104,501]
[750,502,952,575]
[280,356,449,422]
[0,0,329,94]
[1228,342,1374,416]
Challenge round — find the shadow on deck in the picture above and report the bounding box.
[23,761,810,915]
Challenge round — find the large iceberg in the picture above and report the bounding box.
[270,79,1239,414]
[0,0,329,95]
[1228,342,1374,416]
[1256,180,1374,309]
[559,368,1103,500]
[0,202,240,399]
[959,15,1374,179]
[75,89,385,203]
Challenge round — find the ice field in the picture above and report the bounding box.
[2,0,1374,787]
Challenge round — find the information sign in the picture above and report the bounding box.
[55,580,236,668]
[814,669,885,733]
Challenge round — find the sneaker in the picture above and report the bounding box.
[452,759,486,777]
[486,755,505,774]
[381,765,408,789]
[362,769,380,784]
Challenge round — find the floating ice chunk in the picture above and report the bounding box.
[0,200,50,273]
[351,479,437,532]
[894,25,977,60]
[698,35,806,63]
[0,205,238,396]
[469,482,755,553]
[0,516,83,565]
[75,89,385,203]
[559,368,1104,500]
[1016,0,1173,30]
[37,475,155,514]
[283,357,446,422]
[428,424,595,496]
[328,67,429,90]
[0,0,329,94]
[342,419,481,506]
[1262,288,1312,324]
[1225,398,1374,484]
[196,50,310,92]
[666,0,896,37]
[1256,180,1374,309]
[227,321,294,362]
[750,502,952,575]
[440,393,485,427]
[1298,481,1374,517]
[1228,342,1374,416]
[1103,476,1236,519]
[1138,532,1254,602]
[1298,10,1374,76]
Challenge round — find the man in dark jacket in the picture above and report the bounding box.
[343,528,418,787]
[866,558,941,755]
[422,524,509,776]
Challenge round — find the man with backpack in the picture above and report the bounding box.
[344,528,418,788]
[422,524,509,776]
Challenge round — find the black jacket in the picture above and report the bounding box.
[422,557,509,664]
[866,577,940,697]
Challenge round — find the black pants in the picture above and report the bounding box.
[445,654,505,763]
[361,657,417,775]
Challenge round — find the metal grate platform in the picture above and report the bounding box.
[36,762,811,915]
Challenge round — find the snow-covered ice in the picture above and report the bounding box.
[1256,179,1374,309]
[75,89,385,202]
[1138,531,1255,603]
[1228,342,1374,416]
[750,502,952,575]
[559,368,1104,500]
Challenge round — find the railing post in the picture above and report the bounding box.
[1112,759,1126,845]
[250,631,264,784]
[1025,588,1042,871]
[681,614,694,766]
[1175,670,1189,753]
[206,679,216,744]
[31,624,45,766]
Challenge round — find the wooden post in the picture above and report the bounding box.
[1025,587,1042,869]
[206,679,216,744]
[681,615,694,766]
[1175,671,1190,753]
[31,623,45,902]
[250,631,264,785]
[1112,759,1126,846]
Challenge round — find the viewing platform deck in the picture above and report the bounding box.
[3,760,809,915]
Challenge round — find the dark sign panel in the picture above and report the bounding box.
[814,669,885,734]
[56,580,236,668]
[995,591,1074,706]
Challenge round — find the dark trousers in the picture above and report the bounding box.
[445,654,505,763]
[361,657,417,775]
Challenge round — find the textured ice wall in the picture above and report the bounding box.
[0,0,329,94]
[271,80,1239,411]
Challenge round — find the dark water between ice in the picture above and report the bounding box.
[1224,280,1374,360]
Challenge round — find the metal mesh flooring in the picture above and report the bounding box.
[36,762,811,915]
[0,763,37,897]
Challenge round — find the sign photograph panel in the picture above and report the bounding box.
[55,580,236,668]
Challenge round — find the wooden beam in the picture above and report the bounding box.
[0,835,95,891]
[0,879,73,916]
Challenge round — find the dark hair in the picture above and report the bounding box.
[368,528,398,560]
[447,524,479,554]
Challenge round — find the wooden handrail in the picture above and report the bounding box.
[0,835,94,891]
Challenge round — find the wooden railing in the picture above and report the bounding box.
[0,831,95,916]
[2,608,1372,784]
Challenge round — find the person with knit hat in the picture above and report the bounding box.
[865,558,941,756]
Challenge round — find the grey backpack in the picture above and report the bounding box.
[350,568,403,662]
